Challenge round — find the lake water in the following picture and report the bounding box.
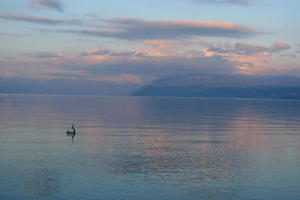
[0,94,299,200]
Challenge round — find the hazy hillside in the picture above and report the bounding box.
[0,78,141,96]
[149,74,300,87]
[132,74,300,99]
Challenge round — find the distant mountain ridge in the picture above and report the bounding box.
[150,74,300,87]
[132,74,300,99]
[0,77,141,96]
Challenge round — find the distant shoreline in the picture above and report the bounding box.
[1,92,300,101]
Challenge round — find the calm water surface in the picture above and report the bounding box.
[0,94,299,200]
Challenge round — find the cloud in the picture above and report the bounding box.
[63,56,235,81]
[207,46,234,54]
[0,32,31,37]
[58,18,261,40]
[194,40,272,74]
[76,40,187,60]
[85,13,97,18]
[79,49,143,57]
[24,52,64,58]
[27,39,291,82]
[142,40,188,56]
[280,54,296,58]
[28,0,63,12]
[90,74,142,84]
[296,43,300,53]
[198,40,291,74]
[3,37,295,84]
[195,40,293,74]
[0,14,261,40]
[79,49,110,57]
[235,42,269,54]
[192,0,257,5]
[269,41,291,52]
[260,63,300,77]
[198,39,215,47]
[0,13,80,25]
[47,42,238,80]
[213,41,290,55]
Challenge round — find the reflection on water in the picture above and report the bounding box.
[24,168,59,197]
[0,94,300,200]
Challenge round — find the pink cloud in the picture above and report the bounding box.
[259,63,300,77]
[57,18,261,40]
[0,13,80,25]
[198,39,215,47]
[25,52,64,58]
[235,42,269,54]
[202,45,272,75]
[80,49,110,56]
[28,0,63,12]
[10,39,298,84]
[296,43,300,53]
[192,0,257,5]
[141,40,187,56]
[269,41,291,53]
[54,39,293,76]
[84,13,97,18]
[89,74,142,84]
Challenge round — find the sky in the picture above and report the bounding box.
[0,0,299,85]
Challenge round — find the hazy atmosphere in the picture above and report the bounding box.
[1,0,299,94]
[1,1,300,200]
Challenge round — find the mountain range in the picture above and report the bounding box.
[132,74,300,99]
[0,77,141,96]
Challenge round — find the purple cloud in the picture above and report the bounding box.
[297,44,300,53]
[79,49,110,57]
[79,49,142,57]
[192,0,257,5]
[0,32,31,37]
[85,13,97,18]
[235,42,269,54]
[0,13,80,25]
[24,52,64,58]
[28,0,64,12]
[280,54,296,58]
[58,18,261,40]
[0,13,261,40]
[269,41,291,52]
[208,41,291,55]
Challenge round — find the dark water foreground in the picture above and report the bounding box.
[0,94,299,200]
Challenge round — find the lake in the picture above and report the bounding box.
[0,94,299,200]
